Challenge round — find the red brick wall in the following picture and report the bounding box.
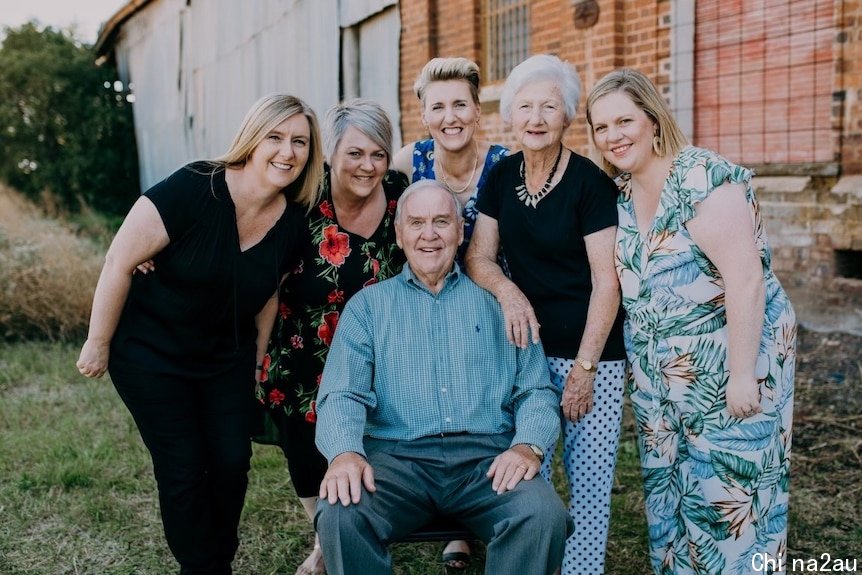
[693,0,834,166]
[396,0,862,324]
[399,0,669,156]
[398,0,859,175]
[399,0,437,143]
[842,0,862,174]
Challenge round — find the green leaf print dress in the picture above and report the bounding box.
[615,146,796,575]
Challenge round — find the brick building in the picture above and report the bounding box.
[97,0,862,330]
[398,0,862,331]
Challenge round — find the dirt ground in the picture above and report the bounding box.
[793,325,861,501]
[795,326,862,416]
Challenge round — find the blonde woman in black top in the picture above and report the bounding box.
[77,94,323,575]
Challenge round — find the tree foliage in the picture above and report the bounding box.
[0,22,140,216]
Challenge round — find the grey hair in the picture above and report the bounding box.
[394,179,463,223]
[499,54,582,124]
[322,98,393,165]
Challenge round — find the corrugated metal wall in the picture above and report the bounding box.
[113,0,340,189]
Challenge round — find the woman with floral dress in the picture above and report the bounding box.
[586,68,796,575]
[258,99,407,575]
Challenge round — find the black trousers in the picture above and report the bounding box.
[110,361,256,575]
[271,408,328,498]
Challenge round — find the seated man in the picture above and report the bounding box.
[314,179,572,575]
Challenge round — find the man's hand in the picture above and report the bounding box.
[561,367,594,422]
[319,452,376,506]
[486,444,541,495]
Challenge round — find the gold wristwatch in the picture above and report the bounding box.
[574,356,597,372]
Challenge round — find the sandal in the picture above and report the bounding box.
[441,540,471,573]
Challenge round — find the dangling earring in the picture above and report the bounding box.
[652,133,665,157]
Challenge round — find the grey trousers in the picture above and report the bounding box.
[315,433,572,575]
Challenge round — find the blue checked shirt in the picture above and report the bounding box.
[315,263,561,463]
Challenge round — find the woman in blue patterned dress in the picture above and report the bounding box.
[392,57,507,269]
[258,99,408,575]
[586,68,796,575]
[391,56,507,571]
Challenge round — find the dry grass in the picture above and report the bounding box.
[0,183,104,340]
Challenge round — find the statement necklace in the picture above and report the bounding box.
[515,145,563,208]
[438,141,479,194]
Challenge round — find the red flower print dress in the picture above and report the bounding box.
[257,168,407,425]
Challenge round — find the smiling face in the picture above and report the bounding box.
[246,113,311,192]
[510,79,569,153]
[329,125,388,201]
[395,183,464,291]
[589,90,657,175]
[421,79,480,154]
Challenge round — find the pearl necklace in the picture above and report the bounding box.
[515,145,563,208]
[437,141,479,194]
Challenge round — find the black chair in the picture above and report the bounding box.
[398,516,475,542]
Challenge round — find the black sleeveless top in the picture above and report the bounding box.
[110,162,304,379]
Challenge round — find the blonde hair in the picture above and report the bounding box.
[586,68,688,175]
[212,94,324,209]
[500,54,581,124]
[323,99,393,165]
[414,57,481,104]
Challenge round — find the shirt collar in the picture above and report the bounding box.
[400,262,462,294]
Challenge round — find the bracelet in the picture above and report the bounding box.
[255,363,263,370]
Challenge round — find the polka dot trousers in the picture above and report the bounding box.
[540,358,626,575]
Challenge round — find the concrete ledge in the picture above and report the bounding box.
[751,176,811,193]
[831,175,862,199]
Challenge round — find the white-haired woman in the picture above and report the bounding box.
[258,98,408,575]
[465,55,625,575]
[77,94,323,575]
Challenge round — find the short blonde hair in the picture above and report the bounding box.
[212,94,324,209]
[500,55,581,125]
[586,68,688,175]
[414,57,481,104]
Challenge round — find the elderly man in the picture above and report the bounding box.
[314,179,571,575]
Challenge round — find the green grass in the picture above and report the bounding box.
[0,336,858,574]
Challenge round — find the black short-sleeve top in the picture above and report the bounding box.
[476,151,625,360]
[110,162,305,378]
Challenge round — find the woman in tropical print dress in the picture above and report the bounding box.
[258,99,407,575]
[391,56,507,571]
[587,68,796,575]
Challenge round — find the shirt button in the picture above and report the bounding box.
[444,417,452,423]
[441,388,447,393]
